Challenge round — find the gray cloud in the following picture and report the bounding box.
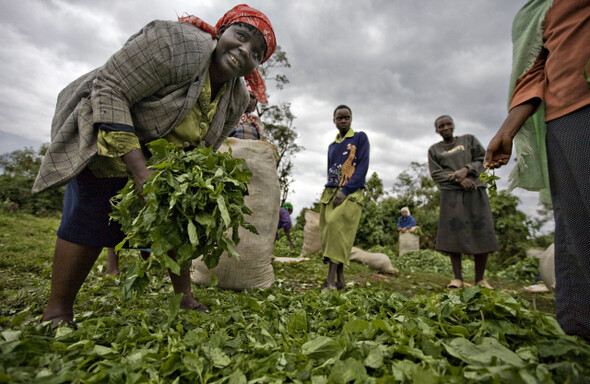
[0,0,547,228]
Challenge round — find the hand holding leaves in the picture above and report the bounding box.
[479,168,499,196]
[110,139,257,273]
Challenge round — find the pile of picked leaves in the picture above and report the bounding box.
[1,211,588,383]
[2,283,589,383]
[110,139,255,273]
[393,249,475,278]
[495,257,540,284]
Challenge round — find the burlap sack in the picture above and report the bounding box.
[398,232,420,256]
[300,210,321,257]
[190,138,279,290]
[350,247,397,274]
[539,243,555,292]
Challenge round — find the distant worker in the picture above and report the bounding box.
[397,207,418,233]
[276,202,294,248]
[228,84,265,140]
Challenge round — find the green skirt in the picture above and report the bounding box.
[319,187,364,266]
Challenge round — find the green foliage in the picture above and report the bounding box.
[479,168,500,196]
[0,146,46,178]
[4,214,588,383]
[495,257,540,284]
[273,230,304,258]
[394,250,475,278]
[354,200,386,250]
[0,145,63,216]
[110,139,256,273]
[489,190,534,266]
[365,172,384,202]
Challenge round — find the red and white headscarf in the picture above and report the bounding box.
[179,4,276,103]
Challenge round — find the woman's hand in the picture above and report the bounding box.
[483,100,539,169]
[333,191,347,208]
[484,134,513,169]
[460,178,476,191]
[448,167,469,183]
[122,148,154,195]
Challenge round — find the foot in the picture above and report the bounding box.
[446,279,464,289]
[476,280,494,289]
[335,281,346,291]
[42,314,77,330]
[321,281,337,291]
[180,296,210,313]
[105,268,120,276]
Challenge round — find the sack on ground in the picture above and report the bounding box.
[300,210,321,257]
[399,232,420,256]
[191,138,279,290]
[539,243,555,292]
[350,247,397,274]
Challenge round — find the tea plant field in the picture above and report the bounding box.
[1,213,588,383]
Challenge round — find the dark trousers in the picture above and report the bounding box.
[546,104,590,342]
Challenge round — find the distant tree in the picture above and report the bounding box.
[0,145,45,177]
[354,172,386,249]
[256,46,303,204]
[365,172,385,202]
[488,190,536,266]
[390,162,439,249]
[0,145,63,216]
[262,103,302,204]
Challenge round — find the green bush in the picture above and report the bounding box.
[494,257,540,284]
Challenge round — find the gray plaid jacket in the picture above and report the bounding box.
[32,20,248,194]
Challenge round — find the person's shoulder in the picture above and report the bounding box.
[459,133,477,141]
[428,141,443,151]
[354,131,369,141]
[139,20,215,46]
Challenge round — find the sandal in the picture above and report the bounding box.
[42,315,78,331]
[190,303,210,313]
[476,280,494,289]
[446,279,464,289]
[320,281,337,291]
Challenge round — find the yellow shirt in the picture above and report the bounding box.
[89,72,226,178]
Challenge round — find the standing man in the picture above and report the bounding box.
[319,105,369,291]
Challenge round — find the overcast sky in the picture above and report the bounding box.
[0,0,551,230]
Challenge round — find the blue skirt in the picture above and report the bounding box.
[57,168,128,247]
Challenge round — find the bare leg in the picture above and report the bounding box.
[42,237,102,326]
[336,263,345,290]
[106,248,120,275]
[322,261,338,290]
[168,265,209,312]
[449,252,463,281]
[474,253,489,283]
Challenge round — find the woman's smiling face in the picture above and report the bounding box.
[212,23,266,81]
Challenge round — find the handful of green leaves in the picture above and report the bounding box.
[479,168,500,196]
[110,139,256,274]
